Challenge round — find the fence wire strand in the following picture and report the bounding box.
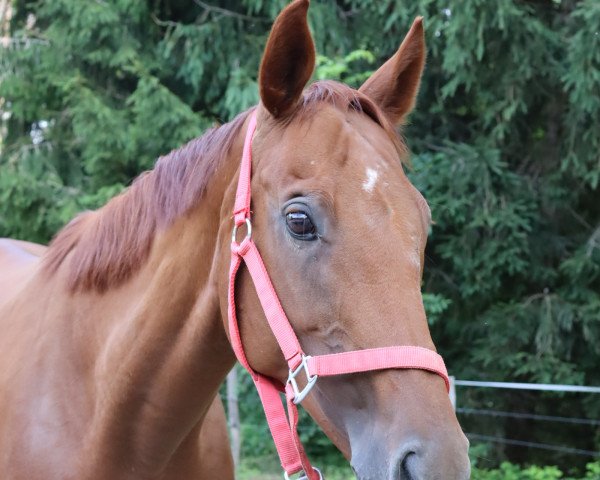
[457,407,600,426]
[466,433,600,458]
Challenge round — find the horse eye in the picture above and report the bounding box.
[285,211,317,240]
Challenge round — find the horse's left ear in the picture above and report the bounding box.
[359,17,426,125]
[259,0,315,118]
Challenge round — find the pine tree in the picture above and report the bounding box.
[1,0,599,471]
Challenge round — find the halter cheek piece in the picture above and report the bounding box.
[228,110,449,480]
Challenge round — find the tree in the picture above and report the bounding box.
[1,0,599,472]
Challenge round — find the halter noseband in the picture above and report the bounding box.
[227,110,449,480]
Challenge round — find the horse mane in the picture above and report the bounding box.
[44,81,406,293]
[44,109,252,292]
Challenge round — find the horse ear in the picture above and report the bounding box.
[259,0,315,118]
[359,17,426,125]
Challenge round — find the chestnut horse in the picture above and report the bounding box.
[0,1,470,479]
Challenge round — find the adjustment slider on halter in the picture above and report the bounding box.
[287,354,318,404]
[284,467,323,480]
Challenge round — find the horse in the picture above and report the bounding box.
[0,1,470,478]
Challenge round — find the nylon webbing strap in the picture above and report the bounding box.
[307,346,449,390]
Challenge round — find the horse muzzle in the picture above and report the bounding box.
[350,430,471,480]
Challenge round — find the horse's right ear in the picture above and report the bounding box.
[259,0,315,118]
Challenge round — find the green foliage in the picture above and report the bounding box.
[0,0,210,240]
[2,0,599,473]
[422,292,452,326]
[472,461,600,480]
[315,49,376,86]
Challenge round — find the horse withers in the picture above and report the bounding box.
[0,1,470,479]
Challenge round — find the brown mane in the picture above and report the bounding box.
[44,81,405,293]
[44,109,253,292]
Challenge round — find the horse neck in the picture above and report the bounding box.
[77,124,246,475]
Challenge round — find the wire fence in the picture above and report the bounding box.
[465,433,600,458]
[457,406,600,427]
[453,379,600,393]
[229,375,600,469]
[452,378,600,459]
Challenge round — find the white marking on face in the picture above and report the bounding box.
[362,168,378,193]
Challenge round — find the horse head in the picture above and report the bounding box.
[216,1,471,478]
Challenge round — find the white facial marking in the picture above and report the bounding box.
[363,167,378,193]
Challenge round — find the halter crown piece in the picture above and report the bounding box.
[227,110,449,480]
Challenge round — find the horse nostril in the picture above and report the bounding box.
[399,451,418,480]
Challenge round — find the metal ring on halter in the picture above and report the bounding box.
[284,467,323,480]
[287,355,318,405]
[231,218,252,244]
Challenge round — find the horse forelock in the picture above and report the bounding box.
[298,80,409,163]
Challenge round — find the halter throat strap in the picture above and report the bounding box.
[227,109,449,480]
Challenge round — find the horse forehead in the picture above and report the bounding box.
[290,107,353,159]
[259,107,404,198]
[290,108,396,169]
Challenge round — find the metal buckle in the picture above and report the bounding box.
[287,355,318,404]
[231,218,252,244]
[284,467,323,480]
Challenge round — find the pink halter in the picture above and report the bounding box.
[228,110,449,480]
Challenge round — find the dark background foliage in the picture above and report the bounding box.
[1,0,599,473]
